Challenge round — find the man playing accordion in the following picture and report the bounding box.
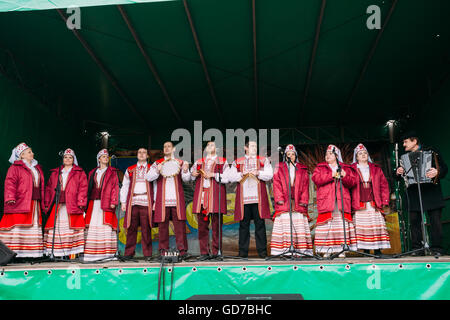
[396,131,448,256]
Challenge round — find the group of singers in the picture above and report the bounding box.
[0,131,447,263]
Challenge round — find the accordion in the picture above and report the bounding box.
[400,150,438,187]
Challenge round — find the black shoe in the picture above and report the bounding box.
[375,253,390,259]
[179,253,190,261]
[208,254,224,261]
[430,247,444,256]
[198,254,210,261]
[11,257,23,264]
[373,250,386,259]
[258,253,267,259]
[238,252,248,258]
[411,251,425,257]
[432,251,443,257]
[123,255,135,261]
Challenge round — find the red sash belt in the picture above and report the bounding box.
[359,200,376,210]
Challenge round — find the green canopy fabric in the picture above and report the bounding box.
[0,0,448,148]
[0,0,174,12]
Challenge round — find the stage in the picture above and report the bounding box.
[1,256,449,300]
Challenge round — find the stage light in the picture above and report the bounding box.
[386,120,397,143]
[99,131,110,148]
[386,120,397,127]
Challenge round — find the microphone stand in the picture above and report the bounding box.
[329,150,378,260]
[394,152,433,258]
[34,157,68,264]
[399,158,417,253]
[395,181,409,253]
[210,161,244,261]
[50,166,64,261]
[266,152,321,261]
[111,174,134,262]
[394,143,409,253]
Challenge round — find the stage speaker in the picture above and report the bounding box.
[0,240,16,266]
[187,294,303,300]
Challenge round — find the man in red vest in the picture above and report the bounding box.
[191,141,230,260]
[145,141,191,260]
[228,141,273,259]
[120,148,154,260]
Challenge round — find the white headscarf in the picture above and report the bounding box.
[63,148,78,166]
[284,144,298,162]
[9,142,30,164]
[96,149,109,166]
[352,143,373,164]
[326,144,343,163]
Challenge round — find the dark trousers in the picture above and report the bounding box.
[410,208,443,252]
[124,205,152,257]
[239,203,267,257]
[197,211,223,256]
[158,207,188,255]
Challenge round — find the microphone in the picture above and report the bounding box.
[58,150,64,157]
[110,155,117,160]
[331,147,342,173]
[332,147,339,161]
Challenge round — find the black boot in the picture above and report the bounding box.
[374,249,389,259]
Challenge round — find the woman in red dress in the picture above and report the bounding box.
[84,149,119,262]
[351,143,391,257]
[312,145,358,258]
[0,143,45,259]
[43,148,87,258]
[271,144,313,257]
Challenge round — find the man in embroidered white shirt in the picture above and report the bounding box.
[228,141,273,259]
[191,141,230,260]
[119,148,153,260]
[145,142,191,260]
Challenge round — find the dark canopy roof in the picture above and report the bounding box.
[0,0,449,148]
